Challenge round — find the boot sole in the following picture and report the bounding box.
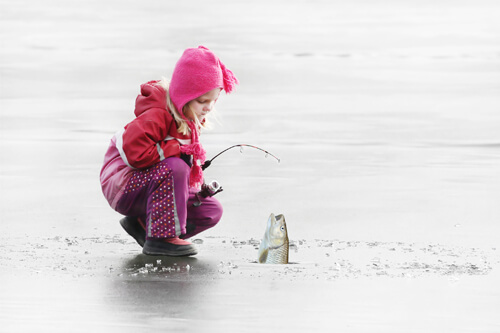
[143,241,198,257]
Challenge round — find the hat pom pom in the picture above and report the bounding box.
[219,60,239,94]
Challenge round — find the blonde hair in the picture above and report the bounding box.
[157,78,213,136]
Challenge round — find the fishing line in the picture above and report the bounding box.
[202,144,280,170]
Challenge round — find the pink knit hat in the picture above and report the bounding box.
[170,45,239,113]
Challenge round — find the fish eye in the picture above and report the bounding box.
[280,226,285,231]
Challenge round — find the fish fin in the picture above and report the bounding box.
[258,248,268,263]
[267,213,276,228]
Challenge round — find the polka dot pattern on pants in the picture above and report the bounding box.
[124,163,178,238]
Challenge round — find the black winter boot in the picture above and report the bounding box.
[119,216,146,247]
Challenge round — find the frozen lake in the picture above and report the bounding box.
[1,0,500,331]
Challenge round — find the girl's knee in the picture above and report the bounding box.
[189,196,223,227]
[183,197,223,239]
[204,197,223,227]
[210,198,223,224]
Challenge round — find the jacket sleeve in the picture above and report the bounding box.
[119,109,181,169]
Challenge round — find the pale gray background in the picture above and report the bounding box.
[1,0,499,331]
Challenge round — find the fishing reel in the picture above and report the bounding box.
[199,180,223,198]
[193,180,223,207]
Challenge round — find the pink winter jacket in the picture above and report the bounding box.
[100,81,191,209]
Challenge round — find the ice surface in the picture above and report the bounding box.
[1,0,500,331]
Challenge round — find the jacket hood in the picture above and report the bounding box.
[134,80,167,117]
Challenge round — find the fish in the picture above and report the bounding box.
[258,213,289,264]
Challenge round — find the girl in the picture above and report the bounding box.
[100,46,238,256]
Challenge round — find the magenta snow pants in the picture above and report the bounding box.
[114,157,223,240]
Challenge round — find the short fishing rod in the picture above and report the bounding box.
[202,144,280,170]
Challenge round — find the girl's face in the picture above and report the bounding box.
[186,88,222,122]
